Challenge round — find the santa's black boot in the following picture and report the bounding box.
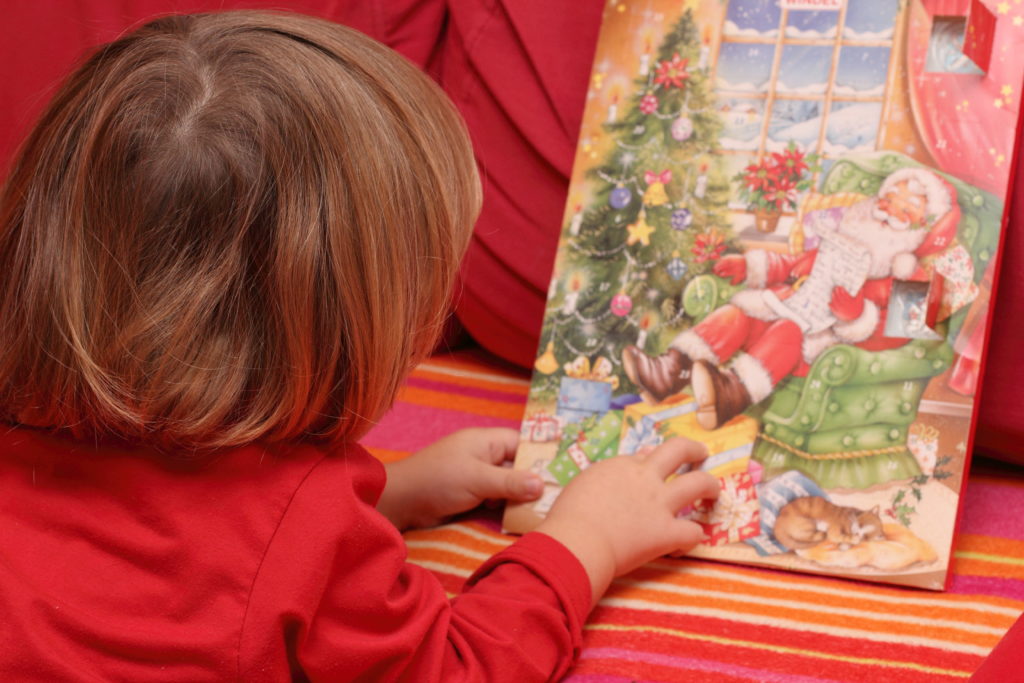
[690,360,752,430]
[622,346,693,404]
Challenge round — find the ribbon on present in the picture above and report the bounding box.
[619,400,697,455]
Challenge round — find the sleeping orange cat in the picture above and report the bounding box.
[773,496,885,551]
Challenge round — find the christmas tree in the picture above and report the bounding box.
[534,9,733,397]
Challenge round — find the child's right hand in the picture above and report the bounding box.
[535,439,720,605]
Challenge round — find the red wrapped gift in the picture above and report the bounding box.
[521,411,562,443]
[690,471,760,547]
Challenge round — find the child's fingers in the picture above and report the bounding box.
[482,428,521,464]
[665,470,720,511]
[643,438,709,479]
[668,520,708,556]
[472,462,544,502]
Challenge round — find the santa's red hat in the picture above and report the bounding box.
[877,167,960,258]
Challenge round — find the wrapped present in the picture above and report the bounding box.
[907,423,939,475]
[619,393,759,469]
[935,245,979,315]
[547,411,623,486]
[690,471,760,546]
[556,377,613,424]
[521,410,563,443]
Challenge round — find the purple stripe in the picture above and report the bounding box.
[406,375,527,404]
[948,574,1024,601]
[575,647,845,683]
[361,401,519,452]
[959,482,1024,541]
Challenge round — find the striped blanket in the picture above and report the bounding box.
[363,349,1024,682]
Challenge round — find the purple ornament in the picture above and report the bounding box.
[667,257,687,281]
[609,186,632,209]
[671,116,693,141]
[671,208,693,231]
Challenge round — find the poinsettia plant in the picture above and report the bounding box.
[733,141,819,213]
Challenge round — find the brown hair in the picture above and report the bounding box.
[0,11,480,450]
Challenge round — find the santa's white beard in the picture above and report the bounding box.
[836,200,928,279]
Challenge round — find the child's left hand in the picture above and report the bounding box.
[377,428,543,530]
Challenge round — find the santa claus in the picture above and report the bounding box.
[623,166,961,430]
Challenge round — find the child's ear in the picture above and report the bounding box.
[869,505,880,516]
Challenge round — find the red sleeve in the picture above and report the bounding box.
[239,445,590,682]
[971,612,1024,681]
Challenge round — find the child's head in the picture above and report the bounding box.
[0,11,480,450]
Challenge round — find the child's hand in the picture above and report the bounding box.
[535,439,719,605]
[377,428,543,530]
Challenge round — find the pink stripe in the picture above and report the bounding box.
[948,574,1024,601]
[405,376,526,403]
[959,482,1024,541]
[361,401,520,452]
[577,647,844,683]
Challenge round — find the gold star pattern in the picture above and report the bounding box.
[995,98,1005,108]
[626,210,656,246]
[997,1,1010,13]
[1015,15,1024,26]
[1003,85,1014,97]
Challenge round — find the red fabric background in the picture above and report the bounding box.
[1,1,1022,464]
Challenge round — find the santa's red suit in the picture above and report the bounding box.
[669,168,960,411]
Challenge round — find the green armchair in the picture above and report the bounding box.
[682,152,1000,490]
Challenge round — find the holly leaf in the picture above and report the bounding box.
[893,489,906,504]
[912,475,929,486]
[912,488,922,501]
[934,471,953,480]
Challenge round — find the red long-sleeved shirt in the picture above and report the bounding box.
[0,427,590,681]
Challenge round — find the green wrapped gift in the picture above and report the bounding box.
[547,410,623,486]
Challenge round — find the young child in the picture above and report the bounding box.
[0,11,718,681]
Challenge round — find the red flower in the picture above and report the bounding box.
[692,229,726,263]
[639,92,659,115]
[743,161,773,193]
[764,175,798,211]
[770,147,809,181]
[654,53,690,89]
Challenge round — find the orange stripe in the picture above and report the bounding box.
[643,557,1024,610]
[626,568,1019,630]
[411,367,530,396]
[407,546,485,573]
[364,447,411,463]
[403,526,509,555]
[418,351,528,380]
[954,556,1024,581]
[958,533,1024,558]
[606,585,1002,648]
[395,385,526,420]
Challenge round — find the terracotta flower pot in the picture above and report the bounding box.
[753,208,782,233]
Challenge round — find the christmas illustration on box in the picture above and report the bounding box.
[505,0,1021,590]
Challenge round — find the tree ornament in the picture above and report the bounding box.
[643,169,672,207]
[534,341,559,375]
[670,207,693,231]
[626,208,656,246]
[633,124,646,135]
[609,185,632,209]
[640,92,659,115]
[610,293,633,317]
[655,53,690,89]
[671,115,693,141]
[667,250,688,281]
